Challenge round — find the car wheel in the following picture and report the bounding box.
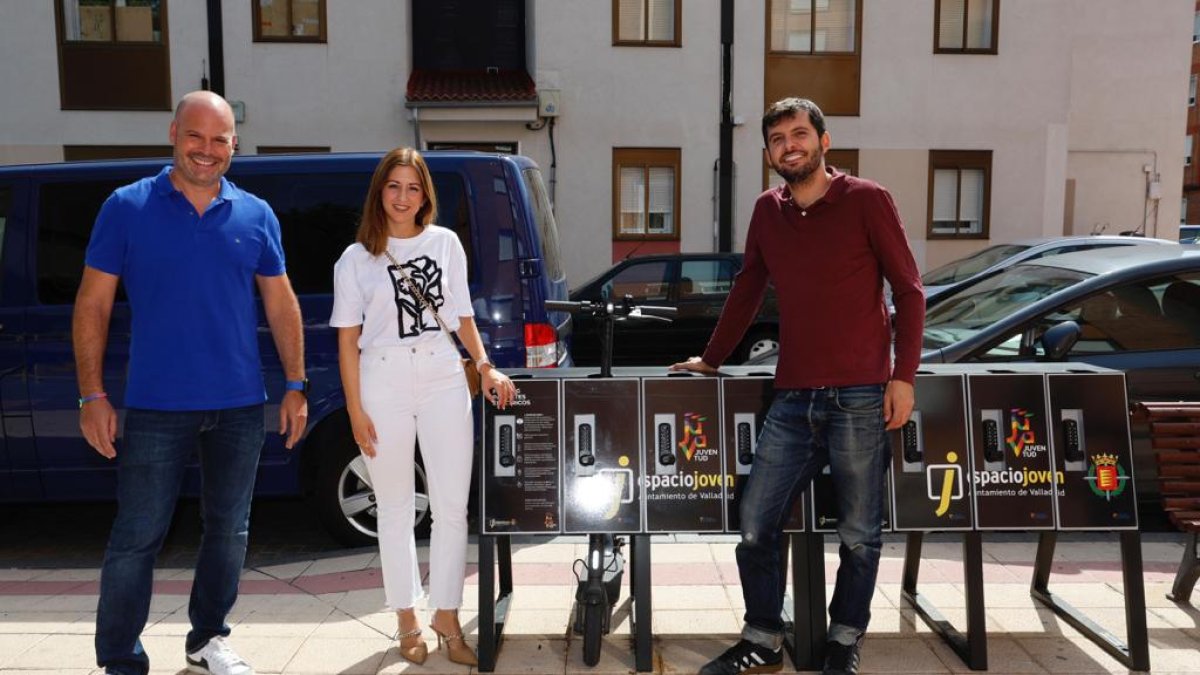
[314,429,432,547]
[738,330,779,364]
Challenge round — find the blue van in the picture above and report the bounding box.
[0,151,571,546]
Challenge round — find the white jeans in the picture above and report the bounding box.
[359,339,473,611]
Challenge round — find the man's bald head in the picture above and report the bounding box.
[174,91,235,126]
[168,91,237,193]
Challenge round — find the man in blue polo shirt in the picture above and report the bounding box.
[73,91,307,675]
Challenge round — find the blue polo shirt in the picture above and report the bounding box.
[85,166,286,410]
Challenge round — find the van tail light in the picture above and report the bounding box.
[525,322,559,368]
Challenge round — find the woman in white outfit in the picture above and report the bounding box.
[330,147,516,666]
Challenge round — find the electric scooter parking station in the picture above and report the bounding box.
[476,361,1149,672]
[885,364,1147,671]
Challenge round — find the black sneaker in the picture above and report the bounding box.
[699,639,783,675]
[822,637,863,675]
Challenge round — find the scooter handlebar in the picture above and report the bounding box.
[544,299,677,320]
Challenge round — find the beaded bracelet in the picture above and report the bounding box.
[78,392,108,409]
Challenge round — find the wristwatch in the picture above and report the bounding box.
[475,357,494,374]
[285,378,310,395]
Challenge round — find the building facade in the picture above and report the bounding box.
[0,0,1191,282]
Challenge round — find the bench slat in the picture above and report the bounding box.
[1148,422,1200,435]
[1151,438,1200,450]
[1159,466,1200,478]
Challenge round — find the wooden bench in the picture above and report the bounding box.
[1133,401,1200,602]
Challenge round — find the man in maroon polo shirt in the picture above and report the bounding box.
[674,98,924,675]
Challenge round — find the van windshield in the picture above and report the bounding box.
[521,168,564,281]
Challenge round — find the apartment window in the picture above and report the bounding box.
[253,0,325,42]
[928,150,991,239]
[613,0,680,46]
[61,0,162,42]
[613,148,681,240]
[769,0,856,54]
[1187,136,1194,167]
[1190,74,1197,107]
[55,0,170,109]
[1194,11,1200,42]
[935,0,998,53]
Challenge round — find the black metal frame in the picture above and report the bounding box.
[901,532,988,670]
[896,530,1150,673]
[477,534,513,672]
[1030,531,1150,671]
[780,532,828,671]
[476,533,655,673]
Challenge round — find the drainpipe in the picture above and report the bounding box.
[411,107,423,149]
[205,0,225,96]
[717,0,734,252]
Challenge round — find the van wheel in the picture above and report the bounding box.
[737,329,779,364]
[314,429,432,547]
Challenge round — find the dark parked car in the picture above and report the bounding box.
[921,245,1200,522]
[568,254,779,365]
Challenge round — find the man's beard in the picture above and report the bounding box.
[772,148,823,186]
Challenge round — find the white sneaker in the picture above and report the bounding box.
[186,636,255,675]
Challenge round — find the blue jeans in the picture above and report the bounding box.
[95,405,264,675]
[736,385,888,648]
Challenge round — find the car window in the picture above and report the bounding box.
[38,177,133,305]
[522,167,564,281]
[921,244,1028,286]
[678,259,735,299]
[923,264,1090,350]
[602,261,671,302]
[979,274,1200,359]
[232,173,365,295]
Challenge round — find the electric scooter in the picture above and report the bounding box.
[545,296,675,666]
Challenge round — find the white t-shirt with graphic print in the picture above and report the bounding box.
[330,225,474,350]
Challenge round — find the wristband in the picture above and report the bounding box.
[79,392,108,409]
[285,378,310,395]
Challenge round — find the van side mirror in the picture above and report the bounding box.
[1040,321,1081,360]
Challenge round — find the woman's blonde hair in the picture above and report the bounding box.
[356,147,439,255]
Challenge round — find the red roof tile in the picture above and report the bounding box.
[406,69,537,105]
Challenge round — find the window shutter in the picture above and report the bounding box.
[959,169,985,234]
[618,0,645,41]
[647,167,675,234]
[932,169,959,226]
[647,0,674,41]
[620,166,646,234]
[965,0,992,49]
[938,0,966,50]
[816,0,855,52]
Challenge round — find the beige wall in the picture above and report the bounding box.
[0,0,1191,282]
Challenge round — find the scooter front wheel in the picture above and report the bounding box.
[581,599,605,665]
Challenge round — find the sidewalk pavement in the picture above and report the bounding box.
[1,533,1198,674]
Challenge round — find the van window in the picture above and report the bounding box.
[38,178,129,305]
[431,172,475,281]
[238,170,477,289]
[521,168,564,280]
[0,185,9,297]
[230,173,364,295]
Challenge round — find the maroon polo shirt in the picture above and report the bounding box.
[702,169,924,387]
